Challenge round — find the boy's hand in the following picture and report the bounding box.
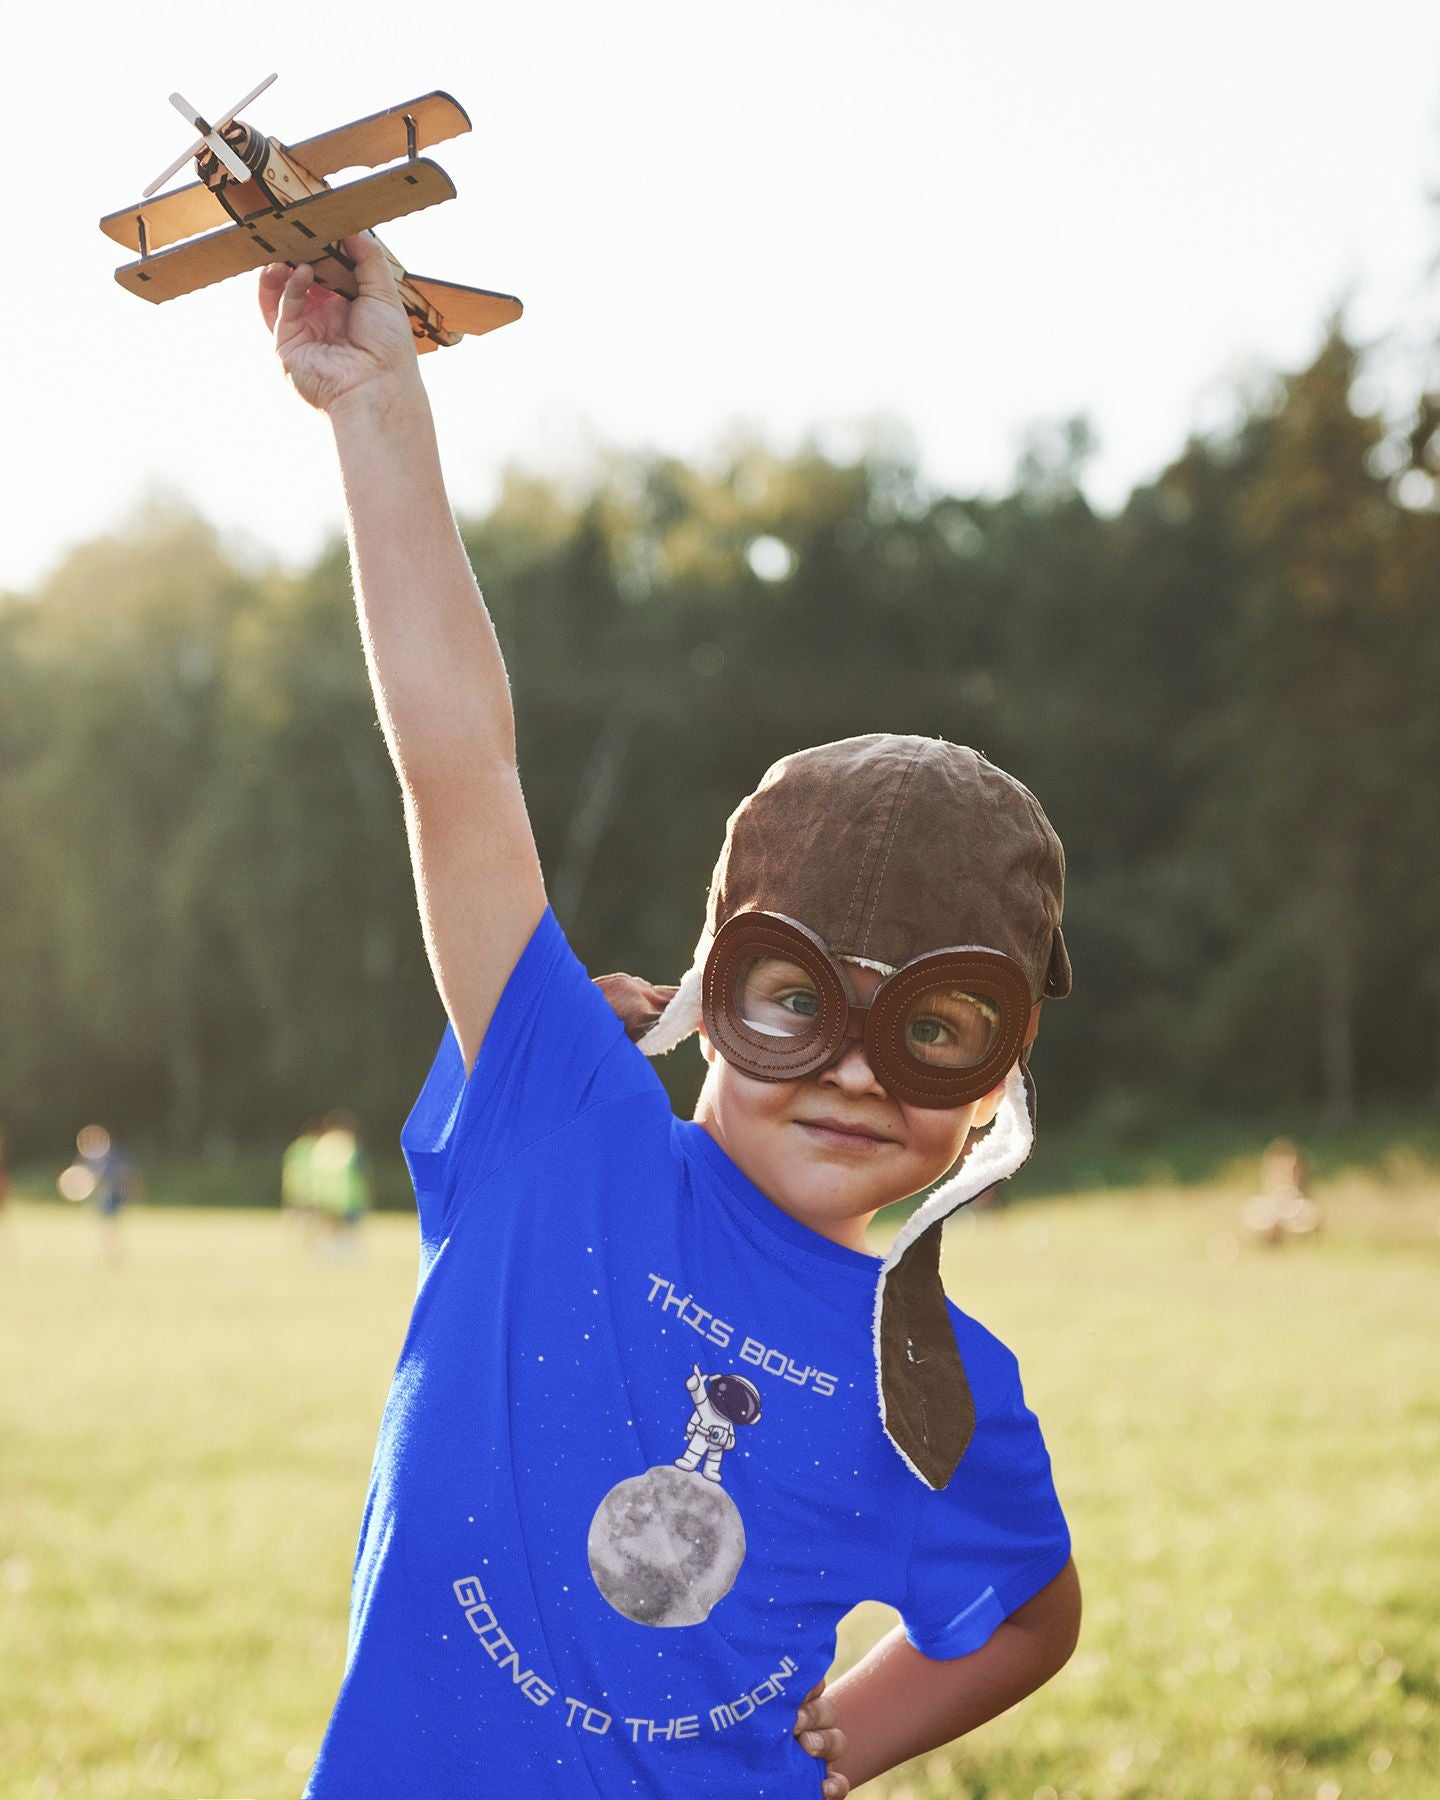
[592,971,680,1042]
[793,1679,848,1798]
[257,234,419,416]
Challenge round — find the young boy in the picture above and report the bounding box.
[260,236,1080,1798]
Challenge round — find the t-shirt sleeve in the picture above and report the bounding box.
[900,1368,1071,1661]
[399,906,659,1232]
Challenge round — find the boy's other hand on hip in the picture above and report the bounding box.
[794,1679,849,1797]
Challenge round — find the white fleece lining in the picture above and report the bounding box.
[877,1060,1032,1272]
[635,932,710,1060]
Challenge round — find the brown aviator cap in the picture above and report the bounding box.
[707,734,1071,1002]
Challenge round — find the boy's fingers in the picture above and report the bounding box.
[344,232,403,307]
[803,1726,845,1759]
[821,1777,849,1799]
[257,261,290,331]
[794,1691,837,1733]
[275,263,315,337]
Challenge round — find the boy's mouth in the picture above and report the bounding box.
[796,1115,895,1149]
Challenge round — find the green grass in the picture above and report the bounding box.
[2,1170,1437,1799]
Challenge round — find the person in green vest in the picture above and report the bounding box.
[309,1112,373,1257]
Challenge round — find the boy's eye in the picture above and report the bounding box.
[903,991,1000,1067]
[737,956,822,1038]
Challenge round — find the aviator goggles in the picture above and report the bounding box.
[701,912,1042,1111]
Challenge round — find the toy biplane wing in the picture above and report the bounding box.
[285,91,471,178]
[405,276,523,339]
[114,159,456,304]
[100,182,228,255]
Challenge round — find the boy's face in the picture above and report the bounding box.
[694,961,1008,1252]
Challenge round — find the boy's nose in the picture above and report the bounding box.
[817,1038,890,1098]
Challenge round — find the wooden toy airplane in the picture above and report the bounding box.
[99,75,522,353]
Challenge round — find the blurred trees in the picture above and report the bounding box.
[1,319,1436,1162]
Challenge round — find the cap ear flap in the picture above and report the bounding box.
[1044,927,1072,999]
[876,1220,975,1490]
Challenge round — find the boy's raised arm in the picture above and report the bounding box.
[259,236,546,1074]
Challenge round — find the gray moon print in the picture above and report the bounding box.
[588,1465,746,1627]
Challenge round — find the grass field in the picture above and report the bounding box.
[2,1170,1437,1800]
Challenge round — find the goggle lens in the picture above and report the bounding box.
[899,987,1003,1069]
[735,954,824,1040]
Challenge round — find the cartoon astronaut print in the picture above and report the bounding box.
[587,1362,764,1624]
[673,1363,763,1483]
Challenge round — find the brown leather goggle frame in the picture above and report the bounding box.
[701,911,1041,1110]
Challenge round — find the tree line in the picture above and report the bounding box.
[1,320,1436,1164]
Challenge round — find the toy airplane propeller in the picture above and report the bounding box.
[100,76,522,353]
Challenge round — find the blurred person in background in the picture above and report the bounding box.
[308,1111,373,1261]
[66,1125,141,1264]
[1242,1137,1321,1246]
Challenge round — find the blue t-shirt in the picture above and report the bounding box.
[305,909,1069,1798]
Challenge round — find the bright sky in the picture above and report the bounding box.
[3,0,1436,592]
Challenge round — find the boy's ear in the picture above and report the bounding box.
[697,1024,717,1066]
